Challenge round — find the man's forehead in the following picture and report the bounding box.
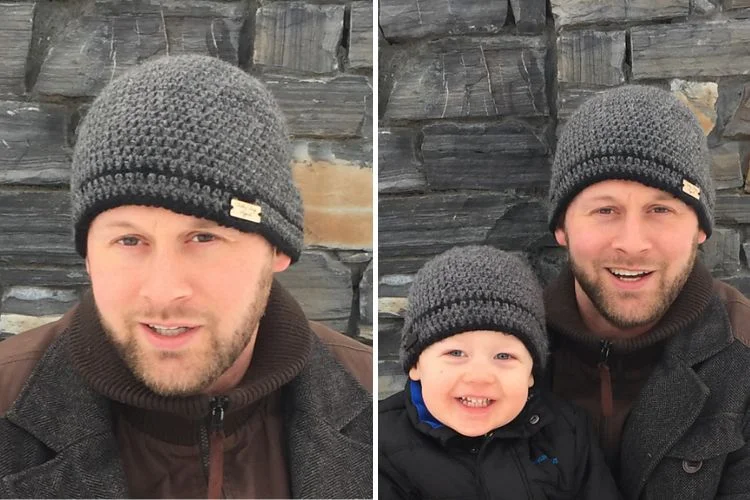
[575,180,680,203]
[94,205,221,230]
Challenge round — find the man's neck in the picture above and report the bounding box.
[573,280,658,340]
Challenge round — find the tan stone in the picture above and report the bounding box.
[0,313,61,335]
[292,161,372,249]
[378,297,408,318]
[671,79,718,136]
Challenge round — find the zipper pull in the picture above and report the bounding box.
[209,396,229,433]
[207,396,229,499]
[598,340,613,418]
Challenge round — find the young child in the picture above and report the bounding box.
[379,245,620,499]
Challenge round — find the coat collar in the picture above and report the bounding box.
[619,293,733,499]
[3,327,129,498]
[283,335,373,499]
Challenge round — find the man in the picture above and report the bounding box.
[0,55,372,499]
[545,84,750,499]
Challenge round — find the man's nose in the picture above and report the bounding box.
[611,212,652,255]
[138,246,192,306]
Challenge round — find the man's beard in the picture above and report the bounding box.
[567,238,699,330]
[100,265,274,396]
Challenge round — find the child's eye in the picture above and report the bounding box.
[446,350,465,357]
[495,353,512,360]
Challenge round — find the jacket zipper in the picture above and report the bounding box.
[205,396,229,499]
[598,340,614,418]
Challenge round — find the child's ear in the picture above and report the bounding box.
[528,373,535,388]
[408,364,421,382]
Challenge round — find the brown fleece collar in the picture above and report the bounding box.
[545,260,714,355]
[67,280,312,445]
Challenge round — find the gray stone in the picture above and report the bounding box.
[724,0,750,9]
[378,128,425,194]
[380,0,507,42]
[557,30,626,86]
[378,360,406,400]
[715,193,750,224]
[292,139,372,166]
[379,192,553,275]
[264,74,371,137]
[550,0,689,27]
[421,121,551,189]
[254,3,344,74]
[378,318,404,361]
[509,0,546,34]
[631,21,750,80]
[711,142,743,190]
[386,36,548,121]
[275,250,353,333]
[699,228,741,275]
[0,266,89,288]
[349,2,373,69]
[691,0,719,14]
[724,83,750,138]
[557,86,609,121]
[0,101,71,186]
[359,261,373,324]
[32,1,244,97]
[0,190,79,267]
[742,241,750,262]
[378,273,414,298]
[0,2,34,95]
[1,286,80,316]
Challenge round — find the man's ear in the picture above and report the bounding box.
[554,227,568,247]
[697,229,707,245]
[272,251,292,273]
[85,257,91,275]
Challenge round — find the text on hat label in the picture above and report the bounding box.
[230,198,262,223]
[682,180,701,201]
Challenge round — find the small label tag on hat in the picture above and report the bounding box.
[230,198,262,223]
[682,180,701,200]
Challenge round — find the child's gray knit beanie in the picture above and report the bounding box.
[400,246,548,376]
[71,54,303,262]
[548,85,713,237]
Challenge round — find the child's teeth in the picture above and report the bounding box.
[460,397,491,408]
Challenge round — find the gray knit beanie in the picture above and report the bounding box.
[549,85,713,237]
[71,54,303,262]
[400,246,548,377]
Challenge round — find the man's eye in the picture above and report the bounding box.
[117,236,141,246]
[192,233,217,243]
[596,208,614,215]
[652,206,672,214]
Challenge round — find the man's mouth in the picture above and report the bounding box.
[146,324,195,336]
[607,268,653,282]
[458,396,493,408]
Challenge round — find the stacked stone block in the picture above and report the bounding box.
[0,0,373,345]
[378,0,750,396]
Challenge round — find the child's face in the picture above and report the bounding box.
[409,330,534,437]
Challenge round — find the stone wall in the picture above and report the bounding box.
[0,0,373,344]
[378,0,750,397]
